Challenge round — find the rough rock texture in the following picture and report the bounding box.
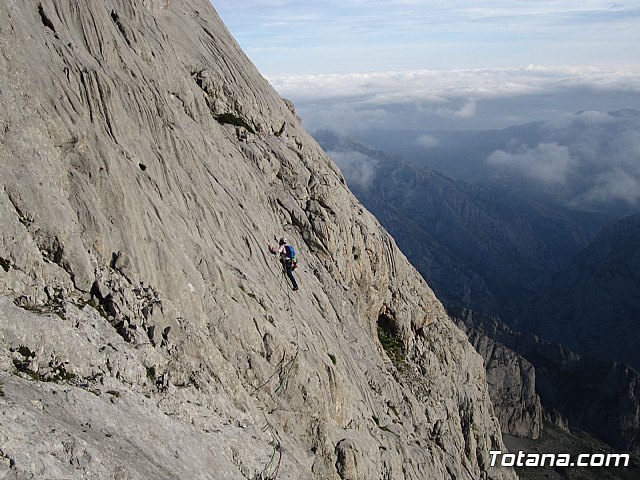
[455,308,640,455]
[0,1,514,479]
[453,317,542,440]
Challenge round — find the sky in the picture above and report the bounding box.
[212,1,640,208]
[213,1,640,75]
[212,1,640,131]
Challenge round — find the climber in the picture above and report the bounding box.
[268,237,299,291]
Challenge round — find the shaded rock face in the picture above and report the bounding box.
[455,309,640,455]
[453,317,542,440]
[0,1,514,479]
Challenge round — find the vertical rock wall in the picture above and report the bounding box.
[0,1,516,478]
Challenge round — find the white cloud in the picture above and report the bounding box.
[437,99,476,119]
[485,111,640,207]
[282,65,640,133]
[269,66,640,104]
[487,142,574,184]
[416,134,439,148]
[326,150,378,190]
[582,168,640,205]
[299,102,394,133]
[545,109,616,130]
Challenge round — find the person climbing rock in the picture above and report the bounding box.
[269,237,299,291]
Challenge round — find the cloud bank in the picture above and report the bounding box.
[485,111,640,207]
[270,66,640,104]
[416,134,439,148]
[487,142,574,184]
[326,150,378,191]
[270,66,640,132]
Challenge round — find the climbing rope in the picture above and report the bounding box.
[251,246,302,479]
[274,268,300,395]
[249,349,290,396]
[256,439,277,479]
[250,252,300,397]
[256,411,283,480]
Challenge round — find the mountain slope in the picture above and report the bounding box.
[455,308,640,456]
[452,314,543,440]
[315,130,610,318]
[524,214,640,369]
[0,1,514,479]
[357,110,640,216]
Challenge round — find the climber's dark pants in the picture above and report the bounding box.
[282,261,298,290]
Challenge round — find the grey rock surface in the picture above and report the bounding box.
[455,308,640,455]
[453,316,542,440]
[0,1,515,479]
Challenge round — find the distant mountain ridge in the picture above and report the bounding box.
[355,109,640,216]
[523,213,640,369]
[315,130,614,318]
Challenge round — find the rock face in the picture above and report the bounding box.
[0,1,514,479]
[453,317,542,440]
[455,309,640,455]
[523,214,640,370]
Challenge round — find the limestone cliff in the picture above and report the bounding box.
[452,316,542,440]
[455,309,640,456]
[0,1,515,479]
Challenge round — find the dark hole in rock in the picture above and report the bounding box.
[38,3,56,33]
